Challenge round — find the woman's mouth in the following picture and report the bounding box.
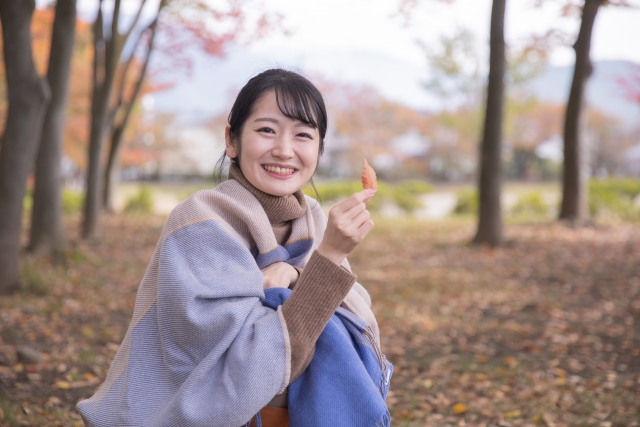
[262,165,296,176]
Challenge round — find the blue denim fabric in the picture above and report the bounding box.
[261,288,393,427]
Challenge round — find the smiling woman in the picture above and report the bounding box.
[224,90,322,197]
[76,69,392,427]
[217,69,327,196]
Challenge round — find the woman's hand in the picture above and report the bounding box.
[261,262,299,289]
[316,189,376,266]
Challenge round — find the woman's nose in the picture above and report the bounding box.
[272,134,294,159]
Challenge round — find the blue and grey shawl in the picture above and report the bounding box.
[262,288,392,427]
[76,180,390,427]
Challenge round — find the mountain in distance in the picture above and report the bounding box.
[151,45,639,128]
[525,60,639,128]
[150,46,438,122]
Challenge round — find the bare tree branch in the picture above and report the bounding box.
[93,0,105,86]
[123,0,149,41]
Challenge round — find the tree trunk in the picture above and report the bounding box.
[559,0,602,220]
[29,0,77,254]
[473,0,506,246]
[82,0,119,238]
[82,0,154,237]
[81,77,111,238]
[0,0,51,293]
[103,124,125,213]
[103,18,159,212]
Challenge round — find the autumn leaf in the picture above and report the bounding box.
[361,158,377,190]
[504,409,522,418]
[503,356,518,368]
[452,403,468,415]
[474,354,489,363]
[55,380,70,390]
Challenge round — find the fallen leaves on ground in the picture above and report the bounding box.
[349,218,640,426]
[0,214,638,426]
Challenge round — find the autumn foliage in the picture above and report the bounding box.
[617,66,640,107]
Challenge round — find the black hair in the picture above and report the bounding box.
[214,68,327,189]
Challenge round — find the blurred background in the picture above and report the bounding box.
[1,0,639,426]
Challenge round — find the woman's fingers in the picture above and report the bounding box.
[345,201,367,221]
[358,219,374,235]
[261,262,297,289]
[320,189,376,265]
[350,208,371,231]
[334,189,376,214]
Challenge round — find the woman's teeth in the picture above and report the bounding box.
[263,165,294,175]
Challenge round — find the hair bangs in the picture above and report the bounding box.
[274,81,326,139]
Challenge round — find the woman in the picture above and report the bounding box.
[77,69,391,427]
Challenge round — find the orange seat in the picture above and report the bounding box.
[249,407,289,427]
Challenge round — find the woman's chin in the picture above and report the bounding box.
[262,186,298,197]
[258,180,303,197]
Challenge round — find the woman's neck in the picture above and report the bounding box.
[227,163,307,225]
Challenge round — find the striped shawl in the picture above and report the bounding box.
[76,179,383,427]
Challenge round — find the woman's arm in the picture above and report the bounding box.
[153,220,290,426]
[281,189,375,382]
[281,251,356,381]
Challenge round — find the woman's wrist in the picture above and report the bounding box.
[316,244,345,266]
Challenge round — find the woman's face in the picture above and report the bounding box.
[225,90,321,197]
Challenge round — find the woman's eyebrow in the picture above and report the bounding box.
[254,117,279,123]
[295,122,315,129]
[254,117,315,129]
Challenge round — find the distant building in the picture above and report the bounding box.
[159,125,225,178]
[625,142,640,176]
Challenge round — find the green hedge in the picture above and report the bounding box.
[123,186,154,214]
[304,179,432,214]
[453,189,478,215]
[589,178,640,220]
[509,191,549,219]
[62,189,84,214]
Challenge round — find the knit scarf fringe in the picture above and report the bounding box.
[377,410,391,427]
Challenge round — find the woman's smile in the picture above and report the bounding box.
[262,163,298,177]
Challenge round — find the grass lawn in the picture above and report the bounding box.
[0,213,638,426]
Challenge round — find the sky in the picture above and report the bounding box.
[245,0,640,67]
[69,0,640,69]
[65,0,640,117]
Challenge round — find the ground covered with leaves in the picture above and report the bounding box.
[0,214,639,426]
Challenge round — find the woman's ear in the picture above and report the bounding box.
[225,125,238,159]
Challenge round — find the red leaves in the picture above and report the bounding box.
[616,67,640,105]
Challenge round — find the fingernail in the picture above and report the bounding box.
[367,189,377,195]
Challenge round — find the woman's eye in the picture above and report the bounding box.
[297,132,313,139]
[257,127,275,134]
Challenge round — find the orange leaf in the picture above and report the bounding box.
[55,381,70,390]
[361,159,377,190]
[452,403,468,415]
[504,356,518,368]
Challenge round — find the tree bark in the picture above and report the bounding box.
[29,0,77,254]
[559,0,603,220]
[0,0,51,293]
[82,0,153,237]
[473,0,506,246]
[82,0,121,238]
[103,17,159,212]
